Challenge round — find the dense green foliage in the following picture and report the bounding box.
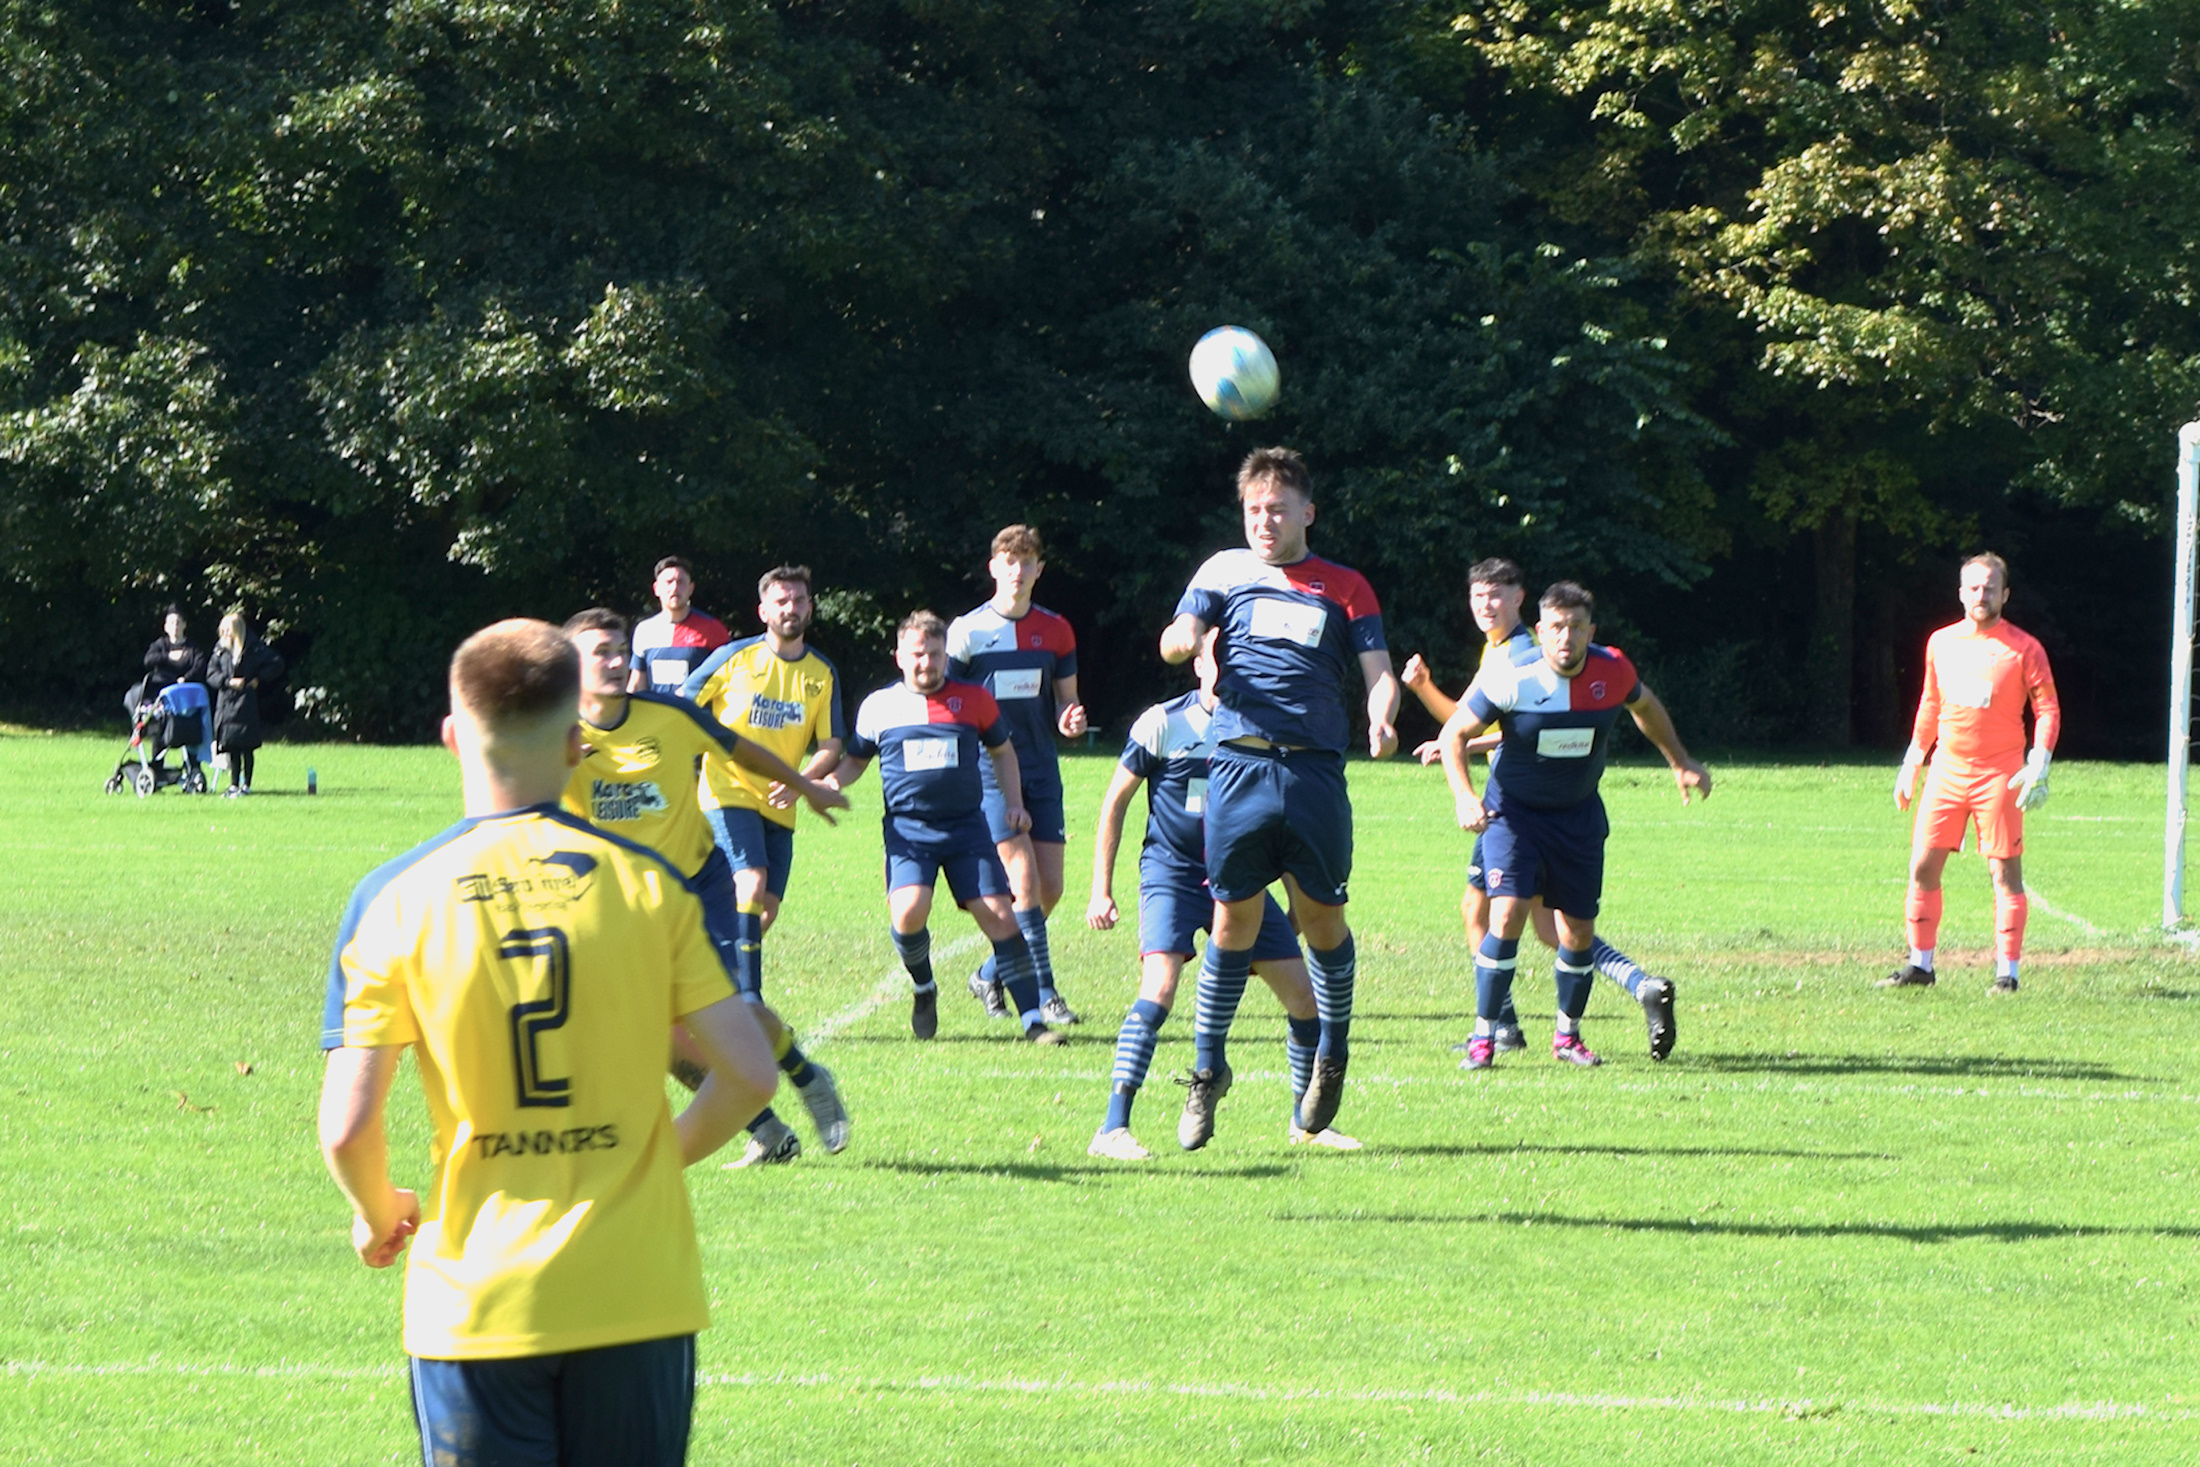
[3,1,2195,745]
[5,740,2197,1462]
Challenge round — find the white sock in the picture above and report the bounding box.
[1996,957,2018,980]
[1473,1017,1493,1038]
[1554,1015,1579,1038]
[1910,946,1935,972]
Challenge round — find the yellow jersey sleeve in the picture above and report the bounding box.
[564,694,732,875]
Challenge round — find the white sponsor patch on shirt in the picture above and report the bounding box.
[902,736,960,772]
[1536,726,1595,758]
[1248,596,1328,648]
[1944,672,1993,710]
[652,658,689,686]
[991,668,1044,701]
[1185,776,1207,815]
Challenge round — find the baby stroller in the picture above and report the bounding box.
[105,680,213,797]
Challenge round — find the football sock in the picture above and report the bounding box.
[1555,944,1595,1023]
[1286,1014,1320,1129]
[1307,935,1356,1064]
[1498,992,1521,1031]
[1193,943,1254,1073]
[746,1106,781,1135]
[1906,886,1943,959]
[1997,957,2020,981]
[1910,945,1936,972]
[731,906,765,998]
[1590,937,1648,998]
[892,926,934,991]
[1996,891,2029,965]
[1015,906,1059,1003]
[1473,1016,1494,1038]
[773,1027,815,1088]
[1105,999,1169,1131]
[992,934,1043,1027]
[1475,934,1520,1023]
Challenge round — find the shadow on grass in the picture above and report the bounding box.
[1383,1142,1894,1163]
[862,1158,1293,1183]
[1675,1051,2137,1082]
[1275,1208,2200,1245]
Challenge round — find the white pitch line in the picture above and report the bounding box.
[2024,885,2103,937]
[800,933,987,1048]
[2,1360,2182,1423]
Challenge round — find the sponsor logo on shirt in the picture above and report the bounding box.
[471,1124,621,1159]
[747,693,808,730]
[590,779,667,823]
[992,668,1044,701]
[456,851,598,910]
[904,737,960,772]
[612,736,660,773]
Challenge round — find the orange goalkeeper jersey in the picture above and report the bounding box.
[1912,619,2060,771]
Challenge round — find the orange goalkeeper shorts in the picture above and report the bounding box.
[1914,759,2024,860]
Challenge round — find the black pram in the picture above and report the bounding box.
[105,679,213,797]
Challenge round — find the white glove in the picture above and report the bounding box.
[2009,745,2051,811]
[1894,742,1925,810]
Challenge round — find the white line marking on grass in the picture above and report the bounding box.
[802,933,987,1048]
[8,1361,2178,1424]
[2024,886,2103,937]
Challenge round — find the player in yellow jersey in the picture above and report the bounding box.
[317,618,779,1467]
[1399,557,1680,1061]
[563,608,852,1168]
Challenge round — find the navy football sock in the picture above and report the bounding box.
[1308,935,1356,1064]
[993,934,1043,1025]
[892,927,934,991]
[1285,1014,1320,1129]
[1555,945,1595,1025]
[1475,934,1521,1023]
[1015,906,1058,1003]
[1105,999,1169,1131]
[1590,937,1648,998]
[1192,944,1254,1073]
[731,908,765,999]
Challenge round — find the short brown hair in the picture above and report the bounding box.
[1237,446,1312,502]
[990,525,1044,561]
[897,609,948,645]
[652,555,694,579]
[1539,581,1595,618]
[561,607,628,638]
[1468,557,1524,590]
[450,619,580,729]
[758,564,813,600]
[1963,551,2010,588]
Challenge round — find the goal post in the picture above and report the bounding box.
[2166,421,2200,927]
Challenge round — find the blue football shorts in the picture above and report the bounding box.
[1203,746,1353,907]
[883,814,1012,905]
[1137,858,1302,962]
[408,1334,695,1467]
[703,805,796,899]
[1478,794,1610,920]
[980,761,1067,846]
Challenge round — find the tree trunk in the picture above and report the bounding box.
[1808,510,1857,745]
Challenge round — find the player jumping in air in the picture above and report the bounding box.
[1402,557,1679,1060]
[1883,552,2061,993]
[563,608,852,1168]
[1439,582,1710,1069]
[628,555,731,695]
[318,619,780,1466]
[1085,634,1360,1159]
[1158,447,1399,1145]
[828,611,1069,1045]
[949,526,1087,1027]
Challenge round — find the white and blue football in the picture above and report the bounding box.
[1188,326,1280,421]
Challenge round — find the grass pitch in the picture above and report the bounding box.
[2,732,2197,1463]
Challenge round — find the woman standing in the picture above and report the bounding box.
[207,613,284,796]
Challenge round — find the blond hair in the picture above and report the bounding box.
[218,612,247,656]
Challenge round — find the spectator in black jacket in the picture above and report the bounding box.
[130,606,206,718]
[208,612,284,796]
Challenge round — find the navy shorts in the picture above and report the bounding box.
[884,815,1011,905]
[1465,833,1487,896]
[981,770,1067,845]
[1204,746,1353,907]
[1138,860,1302,962]
[409,1334,695,1467]
[1479,795,1609,919]
[704,805,796,898]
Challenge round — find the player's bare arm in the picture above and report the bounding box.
[1360,649,1400,759]
[1625,685,1711,803]
[1056,673,1088,739]
[770,738,846,809]
[318,1044,420,1269]
[1087,763,1142,930]
[823,752,870,792]
[1159,611,1207,665]
[987,741,1031,835]
[1438,704,1492,832]
[672,995,780,1165]
[731,734,849,822]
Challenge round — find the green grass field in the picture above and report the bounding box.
[4,731,2197,1463]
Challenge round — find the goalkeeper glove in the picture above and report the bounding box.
[2008,745,2052,811]
[1894,742,1925,811]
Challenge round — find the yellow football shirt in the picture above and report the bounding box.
[328,808,733,1360]
[681,636,844,829]
[564,692,734,876]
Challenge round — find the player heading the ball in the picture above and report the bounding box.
[1884,552,2060,994]
[1158,447,1399,1144]
[318,619,780,1466]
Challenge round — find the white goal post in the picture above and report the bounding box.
[2166,421,2200,927]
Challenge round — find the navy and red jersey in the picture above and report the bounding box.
[630,608,731,696]
[1120,689,1216,882]
[847,679,1010,837]
[1465,640,1642,811]
[1174,548,1386,753]
[946,603,1077,786]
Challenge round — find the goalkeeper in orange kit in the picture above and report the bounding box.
[1883,552,2061,994]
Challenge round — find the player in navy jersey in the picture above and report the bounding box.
[1084,635,1360,1158]
[826,610,1069,1045]
[1157,447,1399,1144]
[1438,582,1709,1069]
[628,556,731,695]
[1402,558,1680,1060]
[947,525,1087,1028]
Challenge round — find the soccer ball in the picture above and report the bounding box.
[1188,326,1280,421]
